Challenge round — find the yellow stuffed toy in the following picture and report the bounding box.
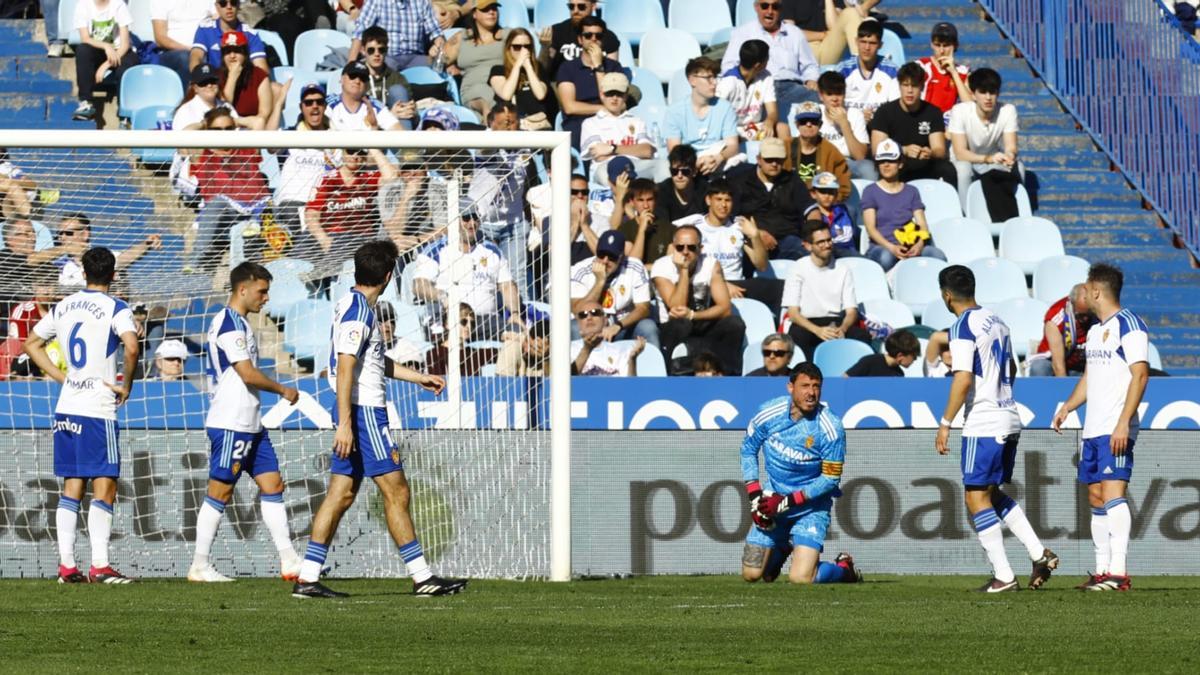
[893,221,931,247]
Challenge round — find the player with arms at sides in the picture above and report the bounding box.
[23,247,139,583]
[189,262,303,582]
[293,240,467,599]
[1052,263,1149,591]
[741,362,862,585]
[935,265,1059,592]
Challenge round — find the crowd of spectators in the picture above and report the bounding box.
[13,0,1059,379]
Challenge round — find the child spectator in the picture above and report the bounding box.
[805,172,860,258]
[790,101,850,196]
[72,0,139,121]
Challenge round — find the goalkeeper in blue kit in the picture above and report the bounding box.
[741,362,862,584]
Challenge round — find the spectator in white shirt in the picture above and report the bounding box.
[816,70,875,180]
[833,18,898,123]
[151,0,211,85]
[947,67,1022,211]
[571,298,645,376]
[327,61,403,130]
[569,230,659,348]
[722,0,820,129]
[715,39,779,143]
[783,220,871,361]
[580,72,655,190]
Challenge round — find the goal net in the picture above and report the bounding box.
[0,129,573,581]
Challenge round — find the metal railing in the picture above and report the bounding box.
[979,0,1200,259]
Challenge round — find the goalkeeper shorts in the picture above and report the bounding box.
[330,405,404,479]
[206,428,279,483]
[53,414,119,478]
[746,507,831,553]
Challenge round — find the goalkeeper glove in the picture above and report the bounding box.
[760,491,805,518]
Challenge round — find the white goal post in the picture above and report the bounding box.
[0,129,574,581]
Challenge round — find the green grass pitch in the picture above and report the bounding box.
[2,575,1199,671]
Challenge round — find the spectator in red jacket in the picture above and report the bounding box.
[1027,284,1096,376]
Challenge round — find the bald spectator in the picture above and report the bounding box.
[722,0,820,126]
[1026,284,1097,377]
[571,299,645,376]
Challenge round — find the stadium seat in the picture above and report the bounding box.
[910,179,963,226]
[1033,255,1090,303]
[862,298,915,331]
[999,216,1065,275]
[257,29,291,67]
[620,340,667,376]
[968,257,1028,304]
[283,299,332,359]
[880,28,906,65]
[438,104,481,126]
[666,68,690,104]
[837,257,889,302]
[602,0,665,46]
[617,39,634,68]
[639,28,701,83]
[965,180,1033,235]
[920,298,957,330]
[768,258,794,280]
[534,0,570,28]
[402,66,462,105]
[813,338,873,376]
[629,67,667,110]
[851,178,874,198]
[741,342,805,375]
[264,277,310,319]
[732,297,777,346]
[117,65,184,121]
[294,29,351,73]
[131,105,176,164]
[928,216,994,264]
[986,297,1050,358]
[58,0,80,45]
[128,0,153,41]
[735,0,756,26]
[668,0,733,45]
[273,65,294,83]
[499,1,530,29]
[1148,342,1163,371]
[628,103,668,144]
[892,257,949,318]
[709,26,733,47]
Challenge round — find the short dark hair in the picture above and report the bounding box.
[968,67,1002,94]
[691,351,723,375]
[203,105,235,128]
[579,15,606,32]
[374,299,395,324]
[1087,262,1124,300]
[897,61,927,87]
[685,56,720,78]
[571,173,587,183]
[817,70,846,95]
[229,261,272,291]
[528,318,550,340]
[790,361,824,383]
[628,177,656,199]
[487,101,518,124]
[857,18,884,41]
[60,212,91,229]
[82,246,117,285]
[362,25,388,46]
[938,264,976,301]
[885,329,921,358]
[354,239,400,287]
[801,219,831,242]
[705,178,733,199]
[667,143,697,168]
[739,39,769,69]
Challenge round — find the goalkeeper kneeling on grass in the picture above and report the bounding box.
[740,362,862,584]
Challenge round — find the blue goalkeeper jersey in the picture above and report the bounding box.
[740,396,846,510]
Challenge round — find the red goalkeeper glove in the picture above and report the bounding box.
[760,491,805,518]
[746,481,774,530]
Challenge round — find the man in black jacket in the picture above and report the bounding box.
[729,138,814,260]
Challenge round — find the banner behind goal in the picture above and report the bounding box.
[0,130,573,581]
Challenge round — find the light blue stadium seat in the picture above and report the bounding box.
[836,257,889,302]
[966,180,1033,235]
[736,0,756,26]
[131,105,176,164]
[862,298,915,330]
[999,216,1065,275]
[620,340,667,376]
[767,258,794,280]
[639,28,701,83]
[732,297,777,347]
[851,177,873,197]
[986,297,1050,358]
[667,67,691,104]
[668,0,733,45]
[617,39,634,68]
[128,0,153,41]
[928,216,994,264]
[294,29,351,73]
[535,0,570,28]
[629,102,668,145]
[880,28,905,65]
[709,26,733,47]
[256,28,290,67]
[893,257,949,318]
[629,67,667,109]
[264,278,310,319]
[440,104,481,126]
[910,178,963,226]
[283,299,332,359]
[1148,342,1163,371]
[273,65,294,83]
[603,0,665,46]
[499,1,530,29]
[402,66,462,105]
[741,342,805,375]
[326,73,343,97]
[968,257,1028,304]
[813,338,874,377]
[921,298,957,330]
[118,65,183,120]
[59,0,80,45]
[1033,255,1089,302]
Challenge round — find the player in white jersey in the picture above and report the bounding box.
[1053,263,1149,591]
[293,240,467,599]
[934,265,1058,592]
[189,262,302,583]
[23,248,139,584]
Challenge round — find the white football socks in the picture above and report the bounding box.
[193,497,226,567]
[1000,504,1045,560]
[259,495,298,563]
[973,509,1014,583]
[56,496,81,568]
[1090,506,1110,574]
[1106,498,1131,576]
[88,499,114,569]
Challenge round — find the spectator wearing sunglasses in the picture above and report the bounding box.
[359,26,417,128]
[273,83,333,236]
[747,333,796,376]
[190,0,269,72]
[569,230,659,349]
[571,299,645,376]
[655,144,708,224]
[328,61,404,130]
[490,28,557,129]
[54,213,162,290]
[723,0,820,137]
[348,0,445,70]
[556,16,624,151]
[542,0,621,79]
[651,225,746,376]
[790,101,850,199]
